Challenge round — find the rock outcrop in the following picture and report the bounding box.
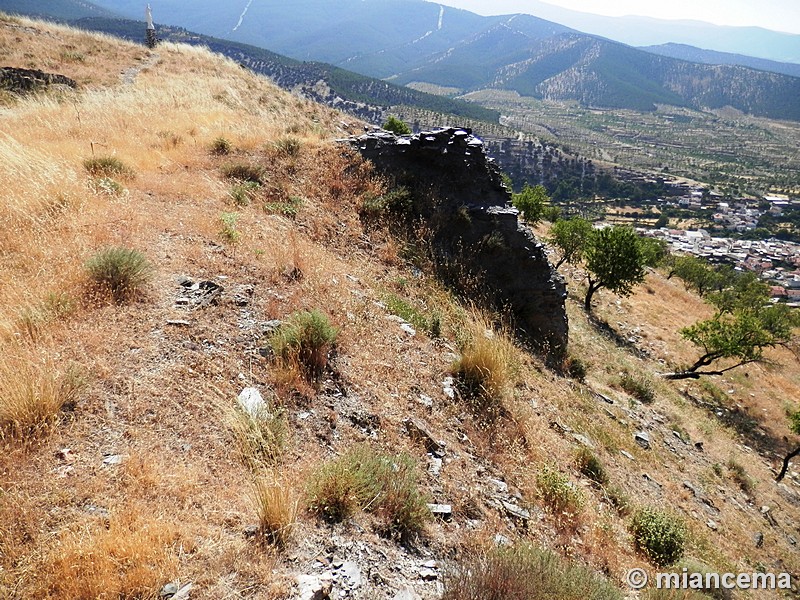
[0,67,77,95]
[348,127,568,358]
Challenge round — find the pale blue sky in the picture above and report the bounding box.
[437,0,800,34]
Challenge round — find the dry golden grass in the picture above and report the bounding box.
[0,356,81,442]
[252,473,299,548]
[34,508,181,599]
[1,16,798,600]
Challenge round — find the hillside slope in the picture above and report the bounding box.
[1,16,799,600]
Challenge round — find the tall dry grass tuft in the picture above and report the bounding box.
[252,474,299,548]
[36,508,181,599]
[451,315,518,420]
[442,543,622,600]
[0,358,82,442]
[227,397,287,471]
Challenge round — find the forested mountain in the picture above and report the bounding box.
[642,43,800,78]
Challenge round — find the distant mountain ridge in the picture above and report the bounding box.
[0,0,117,20]
[458,0,800,65]
[6,0,800,123]
[641,43,800,79]
[78,0,800,122]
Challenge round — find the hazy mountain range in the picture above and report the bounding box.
[4,0,800,122]
[642,43,800,79]
[469,0,800,65]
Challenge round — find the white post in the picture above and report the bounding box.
[146,4,155,30]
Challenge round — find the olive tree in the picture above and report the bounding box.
[664,281,799,380]
[548,217,592,268]
[512,184,549,225]
[583,226,647,312]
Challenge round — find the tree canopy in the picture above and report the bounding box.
[665,277,799,380]
[549,217,592,268]
[382,116,411,135]
[512,184,549,225]
[583,226,647,311]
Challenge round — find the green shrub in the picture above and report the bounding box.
[264,196,303,217]
[536,466,584,516]
[85,247,152,302]
[631,507,687,566]
[604,485,631,516]
[219,212,241,244]
[307,445,429,540]
[269,310,338,380]
[575,447,608,485]
[83,156,135,179]
[229,181,260,206]
[360,187,413,219]
[564,355,587,381]
[221,162,264,183]
[382,116,412,135]
[89,176,125,196]
[384,294,442,338]
[210,136,232,156]
[442,543,622,600]
[620,372,656,404]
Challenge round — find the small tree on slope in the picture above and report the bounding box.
[583,226,647,312]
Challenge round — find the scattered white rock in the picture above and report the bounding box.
[237,387,267,417]
[442,377,455,399]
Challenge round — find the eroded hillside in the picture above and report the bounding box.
[1,15,798,600]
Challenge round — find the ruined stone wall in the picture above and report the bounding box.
[0,67,76,94]
[348,127,568,358]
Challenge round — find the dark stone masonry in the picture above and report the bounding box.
[0,67,77,95]
[347,127,568,359]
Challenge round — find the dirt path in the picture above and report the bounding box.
[120,51,160,85]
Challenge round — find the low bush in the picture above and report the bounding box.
[384,294,442,338]
[229,181,260,206]
[442,543,622,600]
[563,355,588,381]
[219,212,241,244]
[620,371,656,404]
[210,136,232,155]
[536,466,584,517]
[360,187,413,219]
[83,156,135,179]
[382,116,412,135]
[631,507,687,566]
[264,196,303,217]
[221,162,264,184]
[85,247,152,303]
[307,445,428,540]
[575,447,608,485]
[269,310,338,380]
[727,457,755,495]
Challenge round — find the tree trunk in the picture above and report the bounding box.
[584,281,601,312]
[776,446,800,482]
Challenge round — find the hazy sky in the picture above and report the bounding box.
[436,0,800,34]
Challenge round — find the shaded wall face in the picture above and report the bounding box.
[351,128,568,359]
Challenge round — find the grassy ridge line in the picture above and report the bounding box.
[69,17,501,124]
